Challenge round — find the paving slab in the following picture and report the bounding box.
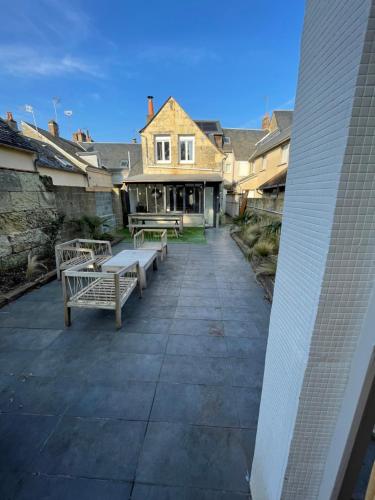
[0,227,270,498]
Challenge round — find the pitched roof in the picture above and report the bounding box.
[258,167,288,190]
[30,138,83,173]
[80,142,143,176]
[222,128,268,160]
[0,118,36,153]
[250,111,293,160]
[22,122,91,166]
[273,110,293,131]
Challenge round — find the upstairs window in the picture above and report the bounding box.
[120,159,129,168]
[155,136,171,163]
[224,163,232,173]
[223,136,231,144]
[281,142,290,164]
[179,136,195,163]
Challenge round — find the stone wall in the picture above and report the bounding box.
[0,169,57,269]
[0,169,124,271]
[247,194,284,214]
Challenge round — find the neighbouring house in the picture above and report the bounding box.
[21,120,122,229]
[237,110,293,210]
[221,127,268,216]
[221,128,268,188]
[21,121,113,191]
[125,96,225,227]
[80,140,143,186]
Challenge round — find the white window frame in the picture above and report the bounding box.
[224,163,232,173]
[281,142,290,164]
[155,136,171,163]
[179,135,195,164]
[223,136,231,144]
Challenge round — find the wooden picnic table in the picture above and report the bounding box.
[128,213,183,237]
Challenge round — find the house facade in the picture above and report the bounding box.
[21,121,113,191]
[125,96,225,227]
[221,128,268,188]
[237,110,293,202]
[80,141,143,186]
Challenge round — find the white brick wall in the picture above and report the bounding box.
[251,0,375,498]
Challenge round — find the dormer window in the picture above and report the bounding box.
[155,136,171,163]
[120,159,129,168]
[223,136,230,144]
[179,136,195,163]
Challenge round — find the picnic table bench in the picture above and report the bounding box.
[128,213,183,237]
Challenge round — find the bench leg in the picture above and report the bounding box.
[64,306,71,327]
[115,306,122,330]
[153,257,158,271]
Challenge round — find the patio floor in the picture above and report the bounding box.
[0,227,271,500]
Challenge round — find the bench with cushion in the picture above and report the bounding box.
[55,239,112,280]
[134,229,168,261]
[62,260,142,329]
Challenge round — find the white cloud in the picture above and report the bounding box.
[0,45,100,78]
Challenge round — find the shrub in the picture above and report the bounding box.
[73,215,112,239]
[262,218,282,237]
[26,253,47,280]
[256,255,278,278]
[252,240,276,258]
[242,224,262,248]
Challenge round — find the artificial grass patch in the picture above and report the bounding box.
[168,227,206,244]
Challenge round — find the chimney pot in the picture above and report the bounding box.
[146,96,155,123]
[262,112,271,130]
[132,138,137,143]
[72,129,87,142]
[48,119,59,137]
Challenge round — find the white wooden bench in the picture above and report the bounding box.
[128,213,183,237]
[55,239,112,280]
[62,260,142,329]
[134,229,168,261]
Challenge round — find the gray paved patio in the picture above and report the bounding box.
[0,227,270,500]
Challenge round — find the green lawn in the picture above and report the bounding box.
[116,227,207,244]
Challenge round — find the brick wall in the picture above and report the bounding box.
[251,0,375,498]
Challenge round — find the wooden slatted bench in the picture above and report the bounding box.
[128,213,183,237]
[62,259,142,329]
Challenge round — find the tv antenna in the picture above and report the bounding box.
[52,97,60,122]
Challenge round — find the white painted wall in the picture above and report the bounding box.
[251,0,375,498]
[0,146,35,172]
[37,167,87,187]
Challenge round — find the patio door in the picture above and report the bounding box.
[204,187,214,227]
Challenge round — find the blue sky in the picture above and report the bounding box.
[1,0,305,142]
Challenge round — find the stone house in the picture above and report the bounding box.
[237,110,293,202]
[221,128,267,189]
[125,96,225,227]
[80,141,143,186]
[21,121,113,190]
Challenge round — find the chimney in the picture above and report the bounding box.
[5,111,18,131]
[214,134,223,149]
[48,119,59,137]
[262,112,270,130]
[72,128,87,142]
[86,129,93,142]
[132,138,137,143]
[146,96,154,123]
